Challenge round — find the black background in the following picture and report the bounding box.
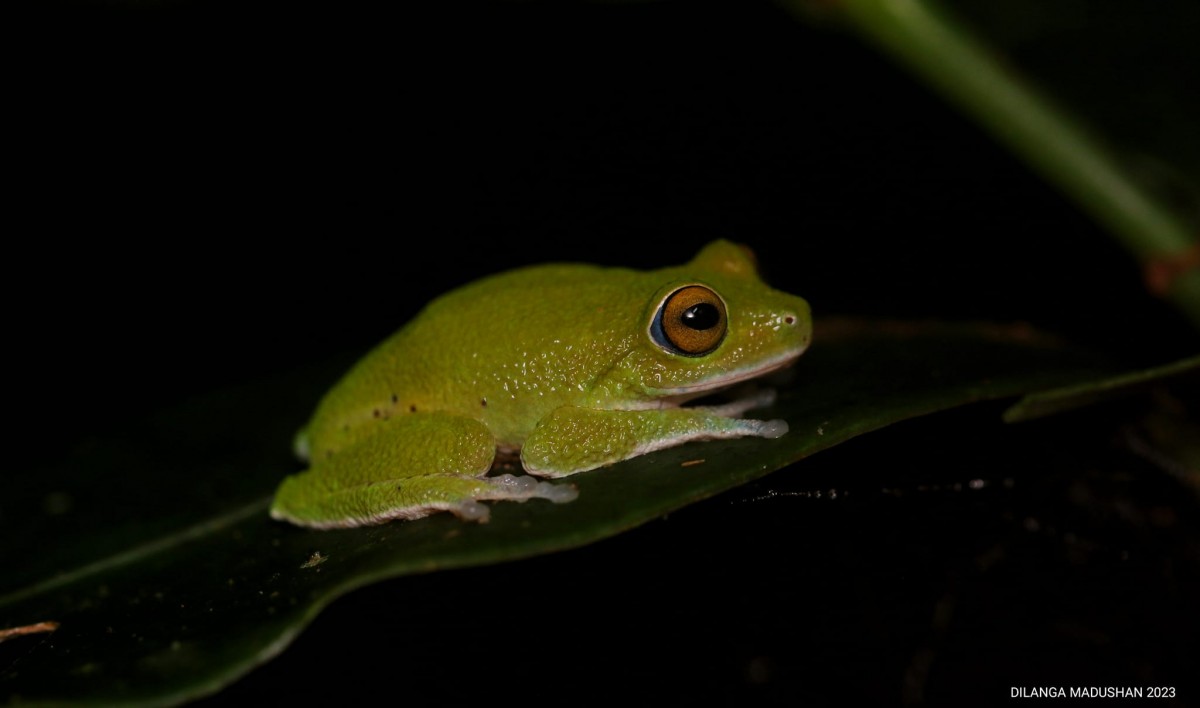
[9,0,1199,705]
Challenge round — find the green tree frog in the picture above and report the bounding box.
[271,240,811,528]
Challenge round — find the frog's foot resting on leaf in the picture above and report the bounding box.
[387,472,578,524]
[452,474,580,522]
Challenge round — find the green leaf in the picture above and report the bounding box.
[1004,354,1200,423]
[1,319,1110,706]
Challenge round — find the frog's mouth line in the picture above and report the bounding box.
[646,349,804,405]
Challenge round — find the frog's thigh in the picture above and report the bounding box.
[521,406,788,478]
[271,413,571,528]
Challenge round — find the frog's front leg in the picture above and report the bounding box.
[271,412,576,528]
[521,395,788,478]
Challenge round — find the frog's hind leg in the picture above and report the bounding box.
[270,412,576,528]
[274,472,576,528]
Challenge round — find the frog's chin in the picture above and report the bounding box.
[644,349,804,405]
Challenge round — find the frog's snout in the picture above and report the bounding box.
[778,298,813,352]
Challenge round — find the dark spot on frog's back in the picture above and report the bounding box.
[481,398,488,407]
[410,404,417,413]
[391,393,399,404]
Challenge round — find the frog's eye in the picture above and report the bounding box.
[652,285,728,356]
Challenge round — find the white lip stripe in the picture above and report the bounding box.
[648,348,804,397]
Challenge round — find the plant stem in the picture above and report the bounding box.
[779,0,1200,329]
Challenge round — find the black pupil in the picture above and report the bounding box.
[681,303,720,330]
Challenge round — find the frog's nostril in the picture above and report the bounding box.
[784,315,796,325]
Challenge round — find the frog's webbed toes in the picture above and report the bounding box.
[486,473,580,504]
[447,475,578,523]
[755,418,789,439]
[449,499,492,523]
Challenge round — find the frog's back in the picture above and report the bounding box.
[302,261,653,453]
